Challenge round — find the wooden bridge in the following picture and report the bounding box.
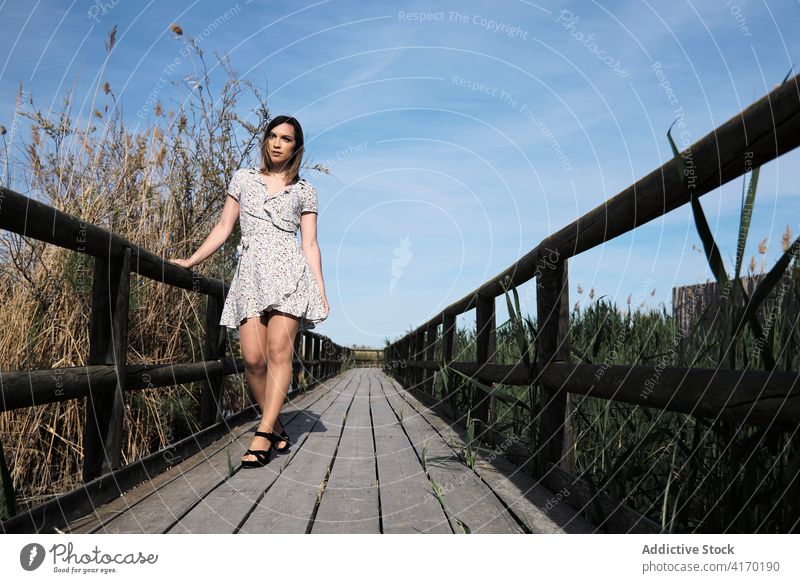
[9,368,592,534]
[1,74,799,534]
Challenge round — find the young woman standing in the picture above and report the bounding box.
[170,115,329,467]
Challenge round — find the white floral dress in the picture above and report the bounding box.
[219,167,328,331]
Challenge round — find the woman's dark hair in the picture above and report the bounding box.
[259,115,304,182]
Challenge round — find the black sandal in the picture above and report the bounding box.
[241,430,274,468]
[271,426,291,454]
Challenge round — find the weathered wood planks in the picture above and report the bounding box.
[59,368,593,534]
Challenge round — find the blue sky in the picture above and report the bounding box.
[1,0,798,348]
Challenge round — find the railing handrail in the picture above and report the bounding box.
[0,186,224,295]
[398,74,800,339]
[0,188,352,500]
[385,74,800,533]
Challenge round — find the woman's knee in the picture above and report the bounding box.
[266,339,293,365]
[241,352,268,373]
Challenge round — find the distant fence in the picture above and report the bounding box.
[353,349,384,368]
[673,268,800,338]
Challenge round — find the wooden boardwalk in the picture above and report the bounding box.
[65,368,594,534]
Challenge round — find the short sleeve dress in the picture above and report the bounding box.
[219,167,328,332]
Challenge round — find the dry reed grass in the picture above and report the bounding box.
[0,28,280,514]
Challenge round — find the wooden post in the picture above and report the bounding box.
[406,336,414,386]
[322,338,331,378]
[414,328,425,391]
[402,338,411,386]
[442,313,456,412]
[200,293,225,427]
[320,338,327,378]
[303,333,313,389]
[424,323,438,396]
[474,294,495,437]
[82,246,131,482]
[409,335,415,381]
[312,337,321,381]
[535,257,573,475]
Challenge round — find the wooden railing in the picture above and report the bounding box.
[385,74,800,532]
[0,188,351,528]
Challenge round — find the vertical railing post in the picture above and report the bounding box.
[402,338,411,386]
[424,322,438,396]
[442,312,456,412]
[474,294,495,438]
[320,338,327,379]
[303,332,313,390]
[322,338,332,377]
[406,336,414,386]
[414,328,425,390]
[322,337,327,377]
[200,293,225,427]
[312,336,321,382]
[535,257,573,475]
[334,344,340,374]
[82,245,131,483]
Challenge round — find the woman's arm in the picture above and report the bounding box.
[169,196,239,268]
[300,211,329,312]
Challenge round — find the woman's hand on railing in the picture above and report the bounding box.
[167,258,195,269]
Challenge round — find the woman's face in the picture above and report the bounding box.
[267,123,296,167]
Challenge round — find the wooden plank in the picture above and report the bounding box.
[65,422,251,533]
[98,400,336,532]
[370,372,451,533]
[169,370,358,534]
[2,399,250,533]
[311,371,379,533]
[387,359,800,431]
[382,374,595,534]
[66,376,337,533]
[379,374,522,533]
[90,371,352,533]
[0,358,287,413]
[541,363,800,431]
[237,371,362,533]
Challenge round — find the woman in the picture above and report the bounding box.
[170,115,329,468]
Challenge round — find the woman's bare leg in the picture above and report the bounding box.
[261,310,299,449]
[238,315,271,463]
[238,311,298,463]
